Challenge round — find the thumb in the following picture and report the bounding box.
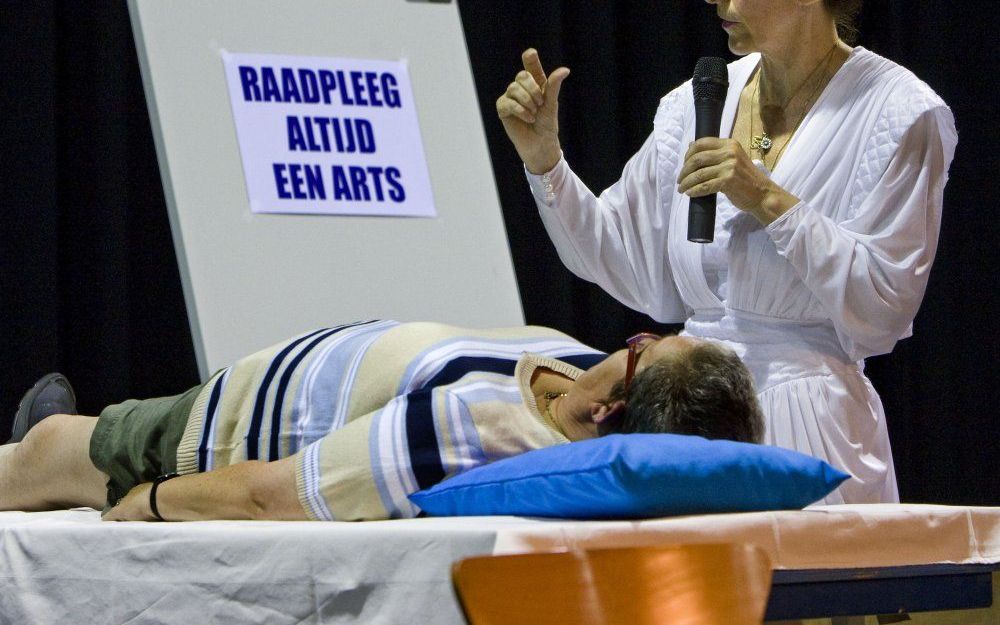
[545,67,570,104]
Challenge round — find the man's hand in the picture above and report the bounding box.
[103,482,155,521]
[496,48,570,175]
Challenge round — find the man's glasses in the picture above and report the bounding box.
[624,332,661,393]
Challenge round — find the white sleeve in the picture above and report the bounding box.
[524,131,689,322]
[765,107,958,360]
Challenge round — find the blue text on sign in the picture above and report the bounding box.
[239,66,402,108]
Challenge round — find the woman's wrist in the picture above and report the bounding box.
[752,184,800,225]
[524,147,562,175]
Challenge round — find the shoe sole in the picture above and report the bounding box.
[9,373,77,444]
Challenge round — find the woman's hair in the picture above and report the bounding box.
[823,0,863,45]
[606,342,764,444]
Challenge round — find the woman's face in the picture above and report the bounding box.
[704,0,800,56]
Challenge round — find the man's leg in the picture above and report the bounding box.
[0,414,107,511]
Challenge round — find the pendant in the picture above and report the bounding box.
[750,133,773,153]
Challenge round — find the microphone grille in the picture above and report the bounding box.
[693,57,729,101]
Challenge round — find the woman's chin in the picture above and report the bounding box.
[726,34,757,57]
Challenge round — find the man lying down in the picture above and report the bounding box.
[1,320,763,522]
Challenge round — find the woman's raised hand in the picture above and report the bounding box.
[496,49,570,175]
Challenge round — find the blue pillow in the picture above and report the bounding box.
[409,434,849,519]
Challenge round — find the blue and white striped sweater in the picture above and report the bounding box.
[175,321,605,520]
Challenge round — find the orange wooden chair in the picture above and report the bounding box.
[452,543,772,625]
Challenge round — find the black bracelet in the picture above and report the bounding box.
[150,473,180,521]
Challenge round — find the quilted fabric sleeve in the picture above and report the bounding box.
[766,100,958,361]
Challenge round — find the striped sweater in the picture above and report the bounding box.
[175,320,606,520]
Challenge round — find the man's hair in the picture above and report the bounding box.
[605,342,764,444]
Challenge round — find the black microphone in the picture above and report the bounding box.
[688,57,729,244]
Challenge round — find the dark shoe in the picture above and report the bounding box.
[8,373,77,443]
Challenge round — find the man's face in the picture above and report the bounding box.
[576,335,702,401]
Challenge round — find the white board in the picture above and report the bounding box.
[128,0,524,378]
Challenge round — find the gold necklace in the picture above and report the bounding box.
[750,44,838,159]
[542,391,567,434]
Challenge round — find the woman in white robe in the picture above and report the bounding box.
[496,0,957,503]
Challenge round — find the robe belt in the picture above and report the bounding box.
[682,312,860,390]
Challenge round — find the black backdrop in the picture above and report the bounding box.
[1,2,996,504]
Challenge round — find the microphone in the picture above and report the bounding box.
[688,57,729,244]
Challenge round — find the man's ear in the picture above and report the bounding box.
[592,399,626,437]
[591,399,626,424]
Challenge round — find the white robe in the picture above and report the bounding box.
[526,47,958,504]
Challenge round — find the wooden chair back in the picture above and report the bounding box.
[452,543,772,625]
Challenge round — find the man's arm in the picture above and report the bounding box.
[102,455,307,521]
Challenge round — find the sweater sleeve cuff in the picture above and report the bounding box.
[525,154,567,207]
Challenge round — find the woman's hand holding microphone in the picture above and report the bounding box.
[496,49,570,175]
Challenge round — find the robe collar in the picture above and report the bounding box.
[666,48,865,314]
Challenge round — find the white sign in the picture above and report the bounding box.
[221,51,435,217]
